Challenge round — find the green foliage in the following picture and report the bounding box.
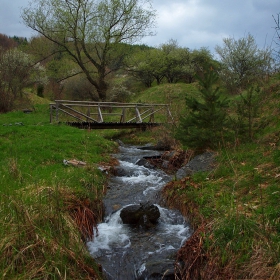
[126,47,161,87]
[160,40,192,84]
[230,86,264,141]
[215,34,272,93]
[22,0,156,101]
[108,83,134,102]
[37,84,44,97]
[0,48,47,112]
[0,49,33,112]
[126,40,215,88]
[176,68,229,150]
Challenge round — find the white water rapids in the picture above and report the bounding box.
[87,145,192,279]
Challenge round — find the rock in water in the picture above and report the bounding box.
[120,203,160,228]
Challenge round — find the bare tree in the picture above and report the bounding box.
[22,0,156,101]
[273,13,280,68]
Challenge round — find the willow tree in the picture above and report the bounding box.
[22,0,156,101]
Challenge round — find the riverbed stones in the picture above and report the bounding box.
[176,151,216,180]
[137,259,176,280]
[136,140,171,151]
[136,158,155,169]
[120,203,160,228]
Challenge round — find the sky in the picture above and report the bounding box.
[0,0,279,55]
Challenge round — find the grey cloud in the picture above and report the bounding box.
[0,0,279,53]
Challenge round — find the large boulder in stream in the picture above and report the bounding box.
[120,203,160,228]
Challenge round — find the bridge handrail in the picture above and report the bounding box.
[51,100,168,107]
[50,100,174,125]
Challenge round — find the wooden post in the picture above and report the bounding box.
[120,107,126,123]
[56,101,59,122]
[50,104,53,123]
[87,105,90,122]
[149,106,155,123]
[135,106,142,123]
[166,105,175,124]
[98,104,103,123]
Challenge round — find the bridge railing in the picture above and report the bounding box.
[49,100,174,125]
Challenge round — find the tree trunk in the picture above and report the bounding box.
[97,78,108,101]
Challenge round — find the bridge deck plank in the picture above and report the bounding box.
[65,122,161,129]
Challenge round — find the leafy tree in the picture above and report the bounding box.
[0,49,32,111]
[22,0,156,101]
[149,48,167,85]
[215,34,272,93]
[0,33,17,50]
[125,46,169,87]
[190,47,216,81]
[0,48,47,112]
[160,40,191,83]
[176,68,229,150]
[125,42,215,87]
[11,36,28,47]
[126,48,155,87]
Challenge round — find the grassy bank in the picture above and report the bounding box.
[144,82,280,279]
[0,104,117,279]
[117,81,280,278]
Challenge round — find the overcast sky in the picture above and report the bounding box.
[0,0,279,54]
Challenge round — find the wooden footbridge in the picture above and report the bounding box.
[49,100,174,129]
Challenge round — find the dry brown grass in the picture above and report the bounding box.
[240,245,280,280]
[0,185,102,279]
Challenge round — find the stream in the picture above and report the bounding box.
[87,144,192,280]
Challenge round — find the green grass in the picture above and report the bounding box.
[152,80,280,278]
[163,137,280,278]
[163,140,280,278]
[0,104,116,279]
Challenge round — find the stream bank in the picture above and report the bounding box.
[87,144,193,279]
[88,142,216,279]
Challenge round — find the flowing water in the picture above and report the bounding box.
[87,145,192,280]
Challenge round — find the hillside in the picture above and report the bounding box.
[127,80,280,279]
